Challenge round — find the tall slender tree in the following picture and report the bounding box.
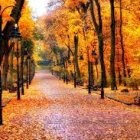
[0,0,25,125]
[110,0,117,90]
[89,0,107,87]
[74,32,81,81]
[119,0,126,86]
[89,0,107,98]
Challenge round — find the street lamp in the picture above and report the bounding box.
[88,55,91,94]
[29,56,31,85]
[30,59,35,82]
[91,44,104,98]
[73,58,77,88]
[62,57,66,83]
[10,24,22,100]
[26,55,30,89]
[87,50,96,94]
[21,44,27,95]
[63,57,69,84]
[73,53,84,88]
[22,46,28,89]
[0,5,15,125]
[65,58,69,84]
[87,44,97,94]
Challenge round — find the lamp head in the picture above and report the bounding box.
[9,23,22,40]
[15,24,18,28]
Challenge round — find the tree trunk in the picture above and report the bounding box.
[26,58,29,89]
[0,0,25,65]
[118,67,122,85]
[90,62,94,86]
[74,33,81,81]
[2,40,12,90]
[98,34,107,87]
[87,52,91,93]
[21,48,24,95]
[67,35,71,60]
[9,47,14,89]
[95,64,99,80]
[110,0,117,90]
[89,0,107,88]
[119,0,126,86]
[2,53,9,90]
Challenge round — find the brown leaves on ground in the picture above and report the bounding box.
[0,70,140,140]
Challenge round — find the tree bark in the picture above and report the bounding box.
[9,47,14,89]
[90,62,94,86]
[118,67,122,85]
[110,0,117,90]
[2,53,9,90]
[89,0,107,88]
[95,64,99,80]
[2,42,13,90]
[119,0,126,86]
[21,46,24,95]
[74,33,81,81]
[0,0,25,65]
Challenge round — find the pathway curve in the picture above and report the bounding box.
[0,70,140,140]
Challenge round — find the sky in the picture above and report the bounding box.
[28,0,50,17]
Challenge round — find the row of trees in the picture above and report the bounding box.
[36,0,140,96]
[0,0,35,125]
[0,0,35,89]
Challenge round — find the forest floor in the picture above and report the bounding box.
[65,79,140,105]
[0,70,140,140]
[87,87,140,105]
[103,87,140,105]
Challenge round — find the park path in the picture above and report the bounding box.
[0,70,140,140]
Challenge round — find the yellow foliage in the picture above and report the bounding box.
[0,0,15,28]
[19,2,35,39]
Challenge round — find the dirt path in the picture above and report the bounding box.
[0,70,140,140]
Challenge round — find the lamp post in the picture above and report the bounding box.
[30,59,35,82]
[21,44,26,95]
[26,55,30,89]
[73,53,84,88]
[62,57,66,83]
[88,57,91,94]
[65,58,68,84]
[10,24,22,100]
[29,57,31,85]
[22,46,28,89]
[73,59,76,88]
[63,57,69,84]
[92,39,104,98]
[26,56,29,89]
[0,5,15,125]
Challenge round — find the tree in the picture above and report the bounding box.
[119,0,126,86]
[36,0,140,94]
[0,0,25,125]
[89,0,107,98]
[1,0,34,90]
[110,0,117,90]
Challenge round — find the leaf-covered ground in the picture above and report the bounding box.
[0,70,140,140]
